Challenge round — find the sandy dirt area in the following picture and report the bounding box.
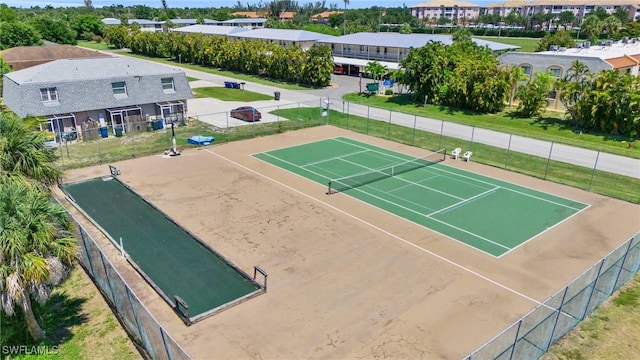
[59,125,640,360]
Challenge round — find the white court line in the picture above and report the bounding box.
[431,166,585,211]
[388,174,441,194]
[302,149,370,168]
[427,187,499,217]
[333,137,587,211]
[209,148,550,308]
[249,136,345,157]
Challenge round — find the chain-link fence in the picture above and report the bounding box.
[61,205,190,360]
[329,99,640,203]
[465,231,640,360]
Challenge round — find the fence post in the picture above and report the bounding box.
[508,319,524,360]
[347,101,350,130]
[545,287,569,351]
[588,151,601,191]
[159,327,172,360]
[544,142,554,180]
[505,133,513,169]
[438,120,444,150]
[388,110,392,140]
[469,126,475,152]
[412,115,417,146]
[580,259,605,320]
[98,251,117,301]
[125,285,146,347]
[366,106,370,134]
[610,239,635,293]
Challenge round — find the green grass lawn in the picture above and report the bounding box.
[121,52,314,90]
[76,40,116,51]
[0,267,140,360]
[192,86,273,101]
[187,76,199,82]
[476,36,540,52]
[343,93,640,159]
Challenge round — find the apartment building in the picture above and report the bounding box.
[411,0,640,22]
[410,0,482,22]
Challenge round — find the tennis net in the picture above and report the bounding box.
[327,148,446,194]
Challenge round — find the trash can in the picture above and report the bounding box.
[156,119,164,130]
[151,120,158,131]
[99,127,108,138]
[114,126,123,137]
[274,91,281,101]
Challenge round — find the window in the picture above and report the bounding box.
[40,87,58,102]
[548,67,562,78]
[520,64,532,76]
[161,77,175,92]
[111,81,127,96]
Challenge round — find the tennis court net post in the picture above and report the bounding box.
[327,148,446,194]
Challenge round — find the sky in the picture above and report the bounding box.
[2,0,495,9]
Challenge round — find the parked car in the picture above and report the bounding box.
[334,65,345,74]
[230,106,262,122]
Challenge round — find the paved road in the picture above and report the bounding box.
[119,55,638,179]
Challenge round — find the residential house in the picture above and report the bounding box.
[311,11,343,23]
[0,44,110,71]
[230,28,335,49]
[230,11,268,18]
[100,18,165,32]
[317,32,518,75]
[2,57,193,141]
[410,0,482,24]
[499,38,640,109]
[169,18,224,27]
[279,12,296,21]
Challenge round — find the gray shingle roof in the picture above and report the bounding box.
[3,57,192,118]
[317,32,518,51]
[5,57,185,84]
[233,28,334,41]
[170,25,249,35]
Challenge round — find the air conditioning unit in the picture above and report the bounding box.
[605,40,613,46]
[559,47,567,52]
[549,44,559,51]
[584,41,591,48]
[622,37,629,44]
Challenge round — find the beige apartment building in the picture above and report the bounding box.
[411,0,640,22]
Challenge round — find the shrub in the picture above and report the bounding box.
[385,89,393,95]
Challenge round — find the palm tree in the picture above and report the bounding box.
[0,113,61,186]
[506,65,527,107]
[581,14,602,42]
[342,0,349,35]
[601,16,622,39]
[0,178,77,341]
[364,60,388,93]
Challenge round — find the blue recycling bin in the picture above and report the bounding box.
[99,127,108,138]
[156,119,164,130]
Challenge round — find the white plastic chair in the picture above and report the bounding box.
[451,147,461,160]
[463,151,473,162]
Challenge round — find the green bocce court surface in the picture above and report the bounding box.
[64,178,260,318]
[254,137,589,257]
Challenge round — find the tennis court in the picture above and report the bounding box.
[62,176,265,324]
[254,137,589,257]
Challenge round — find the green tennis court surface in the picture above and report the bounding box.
[254,137,589,257]
[64,178,261,321]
